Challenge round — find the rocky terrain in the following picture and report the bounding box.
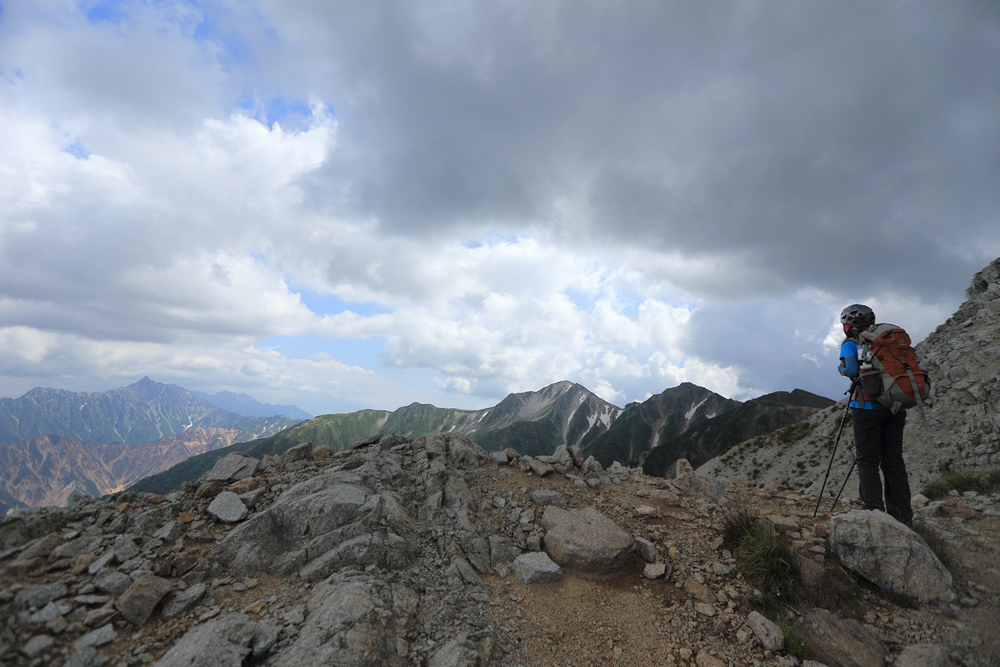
[1,431,997,666]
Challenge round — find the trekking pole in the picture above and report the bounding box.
[830,453,858,512]
[813,380,857,518]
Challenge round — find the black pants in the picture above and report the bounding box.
[852,408,912,525]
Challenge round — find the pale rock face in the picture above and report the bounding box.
[829,509,956,604]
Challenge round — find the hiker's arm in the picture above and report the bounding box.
[839,355,860,378]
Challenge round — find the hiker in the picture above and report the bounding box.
[838,304,914,526]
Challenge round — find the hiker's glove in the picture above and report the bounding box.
[838,363,851,377]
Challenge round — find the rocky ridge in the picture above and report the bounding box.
[2,432,997,666]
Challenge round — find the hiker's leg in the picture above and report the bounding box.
[852,409,885,512]
[880,411,912,525]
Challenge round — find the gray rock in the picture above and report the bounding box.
[126,505,178,536]
[527,458,555,477]
[267,571,418,666]
[94,569,133,596]
[64,645,100,667]
[634,536,657,562]
[152,521,184,542]
[746,610,784,651]
[830,509,957,603]
[115,575,173,625]
[674,459,694,478]
[87,549,115,574]
[281,442,314,464]
[671,472,726,499]
[201,453,260,483]
[161,583,207,620]
[530,489,567,507]
[21,634,54,659]
[75,623,117,649]
[896,644,950,667]
[51,536,102,560]
[643,562,667,579]
[489,450,509,464]
[541,506,634,573]
[428,634,480,667]
[512,551,563,583]
[14,582,68,608]
[154,613,279,667]
[207,492,249,523]
[113,535,140,563]
[791,607,885,667]
[489,535,520,568]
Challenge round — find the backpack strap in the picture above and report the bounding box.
[903,362,931,429]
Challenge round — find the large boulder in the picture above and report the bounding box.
[830,510,957,603]
[540,506,634,573]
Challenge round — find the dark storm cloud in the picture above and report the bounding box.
[278,1,999,299]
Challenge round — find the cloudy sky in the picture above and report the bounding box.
[1,1,998,417]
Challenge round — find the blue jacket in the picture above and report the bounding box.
[839,338,886,410]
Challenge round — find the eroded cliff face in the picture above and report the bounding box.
[913,257,1000,474]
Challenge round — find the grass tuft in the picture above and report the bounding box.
[721,511,800,617]
[920,465,1000,499]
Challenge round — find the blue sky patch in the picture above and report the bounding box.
[65,141,91,159]
[81,0,128,25]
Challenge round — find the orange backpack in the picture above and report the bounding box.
[857,323,931,422]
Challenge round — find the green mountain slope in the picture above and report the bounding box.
[641,389,835,477]
[581,383,740,467]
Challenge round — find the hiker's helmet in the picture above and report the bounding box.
[840,304,875,337]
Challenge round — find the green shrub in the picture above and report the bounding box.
[722,512,800,616]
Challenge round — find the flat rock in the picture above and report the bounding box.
[791,607,885,667]
[207,492,249,523]
[512,551,563,583]
[896,644,951,667]
[830,509,957,603]
[75,623,117,649]
[201,453,260,483]
[540,506,634,573]
[530,489,567,507]
[14,582,68,608]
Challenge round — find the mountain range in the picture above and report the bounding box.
[130,380,832,495]
[0,371,835,513]
[0,378,304,514]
